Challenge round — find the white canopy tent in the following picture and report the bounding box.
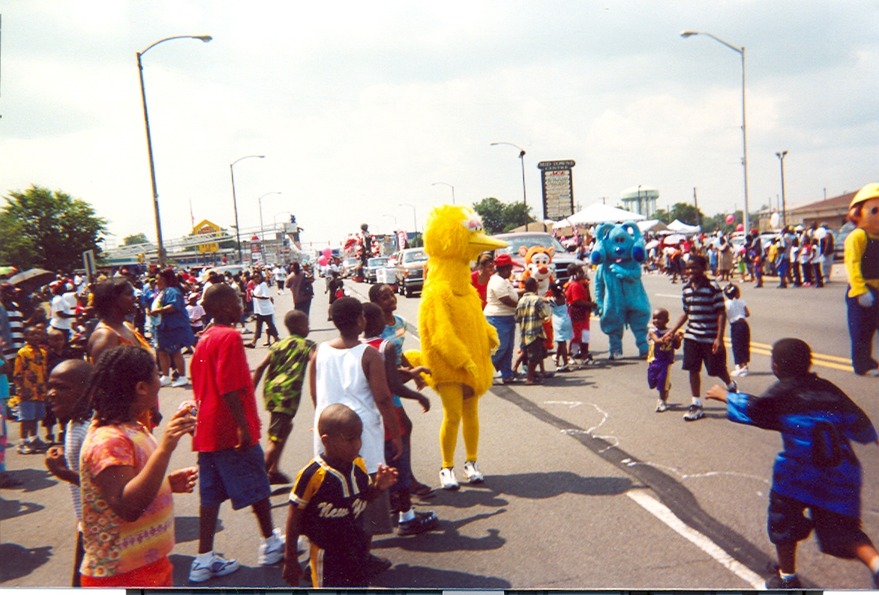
[666,219,701,234]
[566,202,645,225]
[637,219,668,233]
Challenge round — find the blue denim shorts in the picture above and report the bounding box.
[18,400,47,422]
[197,444,271,510]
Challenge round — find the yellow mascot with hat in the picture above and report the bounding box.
[419,205,507,490]
[844,182,879,376]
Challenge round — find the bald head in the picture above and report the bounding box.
[318,403,362,437]
[51,358,93,386]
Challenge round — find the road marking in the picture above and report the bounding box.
[627,490,765,589]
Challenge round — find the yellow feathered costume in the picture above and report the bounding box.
[418,205,507,479]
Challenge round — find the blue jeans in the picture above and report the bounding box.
[846,285,879,375]
[486,315,516,380]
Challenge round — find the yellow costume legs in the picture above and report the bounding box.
[437,383,480,468]
[462,394,480,463]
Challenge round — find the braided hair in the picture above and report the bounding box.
[88,345,157,426]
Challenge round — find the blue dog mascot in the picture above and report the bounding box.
[590,221,651,359]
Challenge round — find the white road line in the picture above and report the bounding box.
[627,490,764,589]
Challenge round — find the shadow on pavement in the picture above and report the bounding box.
[0,543,53,582]
[372,562,511,589]
[0,495,44,520]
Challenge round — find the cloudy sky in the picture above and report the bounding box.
[2,1,877,251]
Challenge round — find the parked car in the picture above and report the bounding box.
[490,231,584,287]
[364,256,389,284]
[340,257,361,279]
[834,221,856,260]
[393,247,428,297]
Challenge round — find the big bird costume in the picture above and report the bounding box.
[418,205,508,490]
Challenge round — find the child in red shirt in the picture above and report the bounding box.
[564,264,595,365]
[188,283,284,583]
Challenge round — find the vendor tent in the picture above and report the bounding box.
[666,219,701,234]
[567,202,645,225]
[637,219,668,233]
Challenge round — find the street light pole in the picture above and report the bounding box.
[398,203,417,247]
[229,155,265,264]
[257,191,282,244]
[431,182,456,204]
[776,150,788,228]
[490,141,528,226]
[681,30,750,234]
[137,34,212,266]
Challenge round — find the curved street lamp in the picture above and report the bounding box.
[490,141,528,226]
[137,34,212,266]
[431,181,456,205]
[681,30,750,233]
[230,154,265,263]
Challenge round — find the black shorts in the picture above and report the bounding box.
[767,490,872,558]
[267,412,294,443]
[524,339,546,362]
[681,338,728,377]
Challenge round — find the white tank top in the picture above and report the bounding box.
[313,342,385,472]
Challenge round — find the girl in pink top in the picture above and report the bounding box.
[79,346,197,587]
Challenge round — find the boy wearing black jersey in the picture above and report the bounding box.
[282,404,398,587]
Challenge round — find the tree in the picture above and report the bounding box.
[472,197,535,235]
[657,202,705,227]
[123,232,149,246]
[0,185,107,271]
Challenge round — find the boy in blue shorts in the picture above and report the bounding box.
[647,308,682,413]
[707,338,879,588]
[252,309,316,484]
[13,325,49,454]
[188,283,285,583]
[283,403,398,587]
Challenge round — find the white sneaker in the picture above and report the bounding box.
[738,365,749,377]
[731,366,742,377]
[171,376,189,388]
[159,375,172,387]
[189,553,240,583]
[439,467,459,491]
[258,528,285,565]
[655,400,669,413]
[463,461,484,483]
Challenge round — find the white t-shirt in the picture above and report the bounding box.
[252,281,274,316]
[50,294,73,330]
[725,297,748,324]
[484,274,518,317]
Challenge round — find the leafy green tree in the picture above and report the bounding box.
[657,202,705,227]
[472,197,535,234]
[123,232,150,245]
[0,185,107,271]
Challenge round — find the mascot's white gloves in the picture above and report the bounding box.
[858,291,875,308]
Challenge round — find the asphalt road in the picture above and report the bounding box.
[2,265,878,590]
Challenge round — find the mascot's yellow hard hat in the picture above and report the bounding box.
[850,183,879,209]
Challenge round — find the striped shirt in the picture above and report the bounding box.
[515,292,550,346]
[681,278,725,344]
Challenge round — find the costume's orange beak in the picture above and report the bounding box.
[468,230,507,258]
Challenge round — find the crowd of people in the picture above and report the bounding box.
[1,199,877,589]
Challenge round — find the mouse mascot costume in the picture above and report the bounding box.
[418,205,507,490]
[844,182,879,377]
[590,221,651,359]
